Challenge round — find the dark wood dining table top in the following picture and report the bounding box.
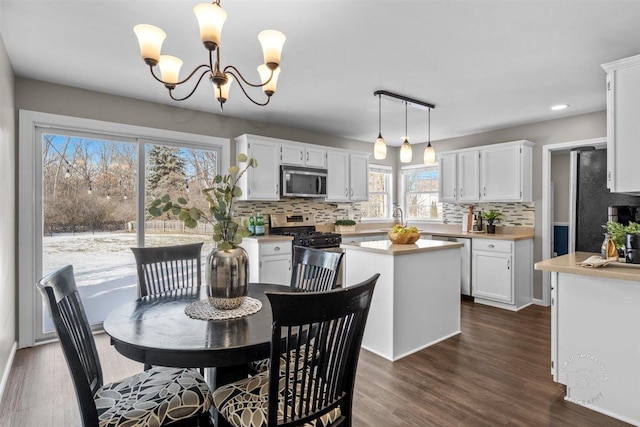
[103,283,287,369]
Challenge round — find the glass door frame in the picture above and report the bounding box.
[18,110,228,347]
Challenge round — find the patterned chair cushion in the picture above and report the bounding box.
[95,366,212,427]
[213,371,341,427]
[248,338,318,375]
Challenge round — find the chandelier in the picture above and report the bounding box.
[372,90,435,163]
[133,1,286,110]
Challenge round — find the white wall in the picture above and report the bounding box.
[0,34,16,395]
[411,111,607,299]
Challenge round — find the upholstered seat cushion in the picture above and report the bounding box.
[248,338,318,375]
[95,366,212,427]
[212,371,341,427]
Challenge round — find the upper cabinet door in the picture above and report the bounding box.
[458,150,480,202]
[602,55,640,195]
[481,145,521,202]
[349,153,369,201]
[236,136,280,201]
[326,151,350,201]
[305,147,327,169]
[280,145,304,166]
[439,153,458,203]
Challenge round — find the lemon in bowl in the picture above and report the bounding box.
[388,225,421,244]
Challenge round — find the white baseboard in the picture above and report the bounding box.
[533,298,549,307]
[0,341,17,404]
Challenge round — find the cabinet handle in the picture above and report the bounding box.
[460,188,463,197]
[306,152,309,162]
[276,184,279,195]
[345,188,348,196]
[289,259,292,271]
[274,246,280,251]
[483,187,486,197]
[300,151,303,161]
[507,259,511,270]
[350,188,354,197]
[488,244,495,248]
[453,188,456,198]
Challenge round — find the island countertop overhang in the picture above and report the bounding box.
[535,252,640,282]
[340,239,463,255]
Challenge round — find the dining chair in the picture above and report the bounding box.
[37,265,213,427]
[131,242,203,297]
[213,273,379,427]
[247,246,345,375]
[290,246,344,292]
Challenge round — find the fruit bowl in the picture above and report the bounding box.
[388,231,421,244]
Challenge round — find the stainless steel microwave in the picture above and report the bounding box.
[281,165,327,198]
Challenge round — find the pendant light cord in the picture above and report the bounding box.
[405,101,408,141]
[378,94,382,136]
[428,108,431,146]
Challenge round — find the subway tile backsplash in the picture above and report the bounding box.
[235,199,363,225]
[442,202,535,227]
[236,199,533,227]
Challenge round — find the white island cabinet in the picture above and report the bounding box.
[341,239,463,361]
[242,236,293,286]
[535,253,640,426]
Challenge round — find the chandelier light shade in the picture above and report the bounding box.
[134,0,286,110]
[372,90,435,163]
[373,93,387,160]
[423,109,436,164]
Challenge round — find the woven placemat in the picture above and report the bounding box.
[184,297,262,321]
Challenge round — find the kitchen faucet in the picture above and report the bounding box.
[392,206,404,227]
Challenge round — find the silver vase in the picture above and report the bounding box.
[206,245,249,309]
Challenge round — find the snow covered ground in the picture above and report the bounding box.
[41,232,212,331]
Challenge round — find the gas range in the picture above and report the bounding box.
[270,214,342,249]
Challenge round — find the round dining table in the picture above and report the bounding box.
[103,283,287,386]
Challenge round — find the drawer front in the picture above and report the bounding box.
[260,241,292,256]
[473,239,512,253]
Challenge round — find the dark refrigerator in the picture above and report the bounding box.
[575,149,640,252]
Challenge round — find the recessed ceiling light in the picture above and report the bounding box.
[551,104,569,111]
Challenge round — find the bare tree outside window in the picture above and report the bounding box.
[361,166,392,219]
[403,166,442,220]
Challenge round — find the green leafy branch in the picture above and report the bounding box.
[148,153,257,250]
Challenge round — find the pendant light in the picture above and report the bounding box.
[373,93,387,159]
[400,101,412,163]
[423,108,436,164]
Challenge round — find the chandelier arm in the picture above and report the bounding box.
[224,70,271,106]
[168,70,212,101]
[149,63,212,87]
[223,64,272,88]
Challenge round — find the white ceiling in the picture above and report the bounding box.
[2,0,640,146]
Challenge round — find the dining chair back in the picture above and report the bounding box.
[213,274,378,427]
[38,265,213,427]
[290,246,344,292]
[131,242,203,297]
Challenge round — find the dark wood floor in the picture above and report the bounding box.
[0,301,630,427]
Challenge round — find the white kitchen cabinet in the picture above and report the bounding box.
[326,151,369,202]
[438,152,457,202]
[480,140,533,202]
[280,144,327,169]
[438,141,532,203]
[242,238,292,286]
[458,150,480,202]
[602,54,640,195]
[235,135,280,201]
[472,238,532,311]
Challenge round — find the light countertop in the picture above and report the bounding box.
[340,239,463,255]
[242,235,293,243]
[535,252,640,282]
[333,225,534,241]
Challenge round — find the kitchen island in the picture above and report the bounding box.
[535,252,640,425]
[341,239,463,361]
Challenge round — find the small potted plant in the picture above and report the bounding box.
[334,219,356,232]
[482,209,502,234]
[604,221,626,257]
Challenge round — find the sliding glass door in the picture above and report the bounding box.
[35,128,221,341]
